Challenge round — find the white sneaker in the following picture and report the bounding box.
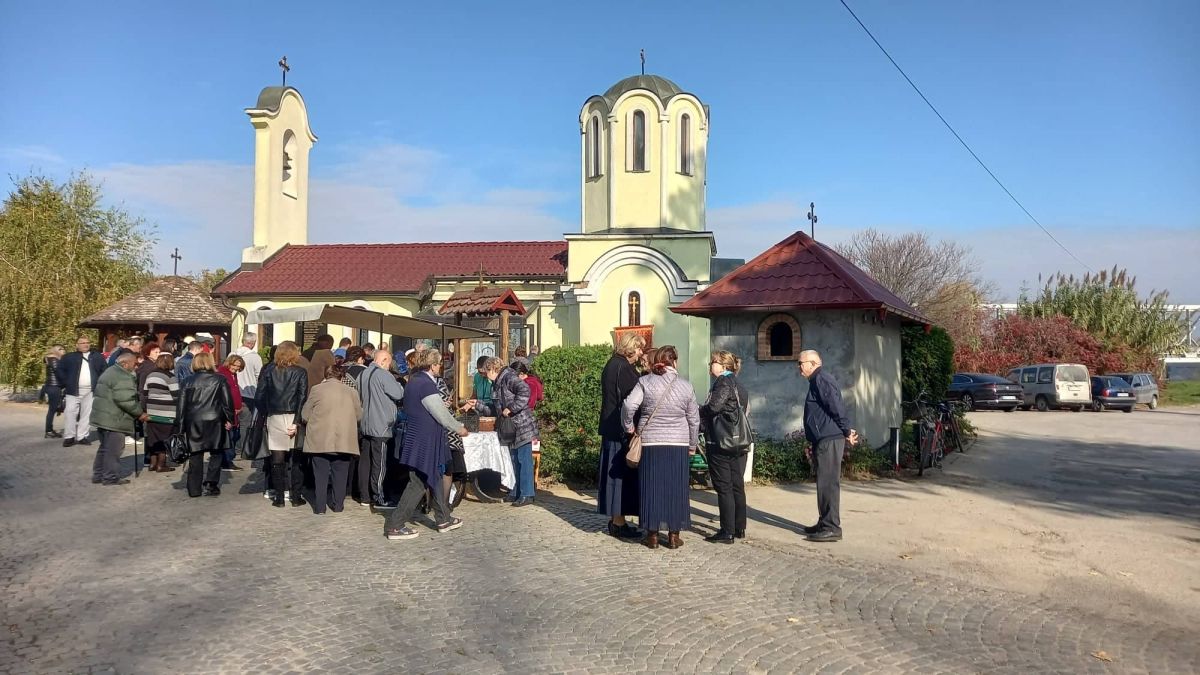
[125,436,135,445]
[264,489,276,500]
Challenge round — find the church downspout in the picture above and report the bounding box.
[216,294,248,341]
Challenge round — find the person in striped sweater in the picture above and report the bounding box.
[141,353,181,473]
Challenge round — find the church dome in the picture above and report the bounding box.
[603,74,684,105]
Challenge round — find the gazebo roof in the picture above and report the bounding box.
[438,286,527,317]
[79,276,234,328]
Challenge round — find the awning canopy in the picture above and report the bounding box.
[244,304,494,340]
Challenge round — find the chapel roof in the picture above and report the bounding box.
[80,276,234,327]
[438,286,528,317]
[672,231,930,324]
[250,86,297,113]
[603,74,685,105]
[212,242,568,297]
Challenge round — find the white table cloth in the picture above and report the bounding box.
[461,431,515,490]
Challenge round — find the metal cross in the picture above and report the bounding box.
[170,248,182,276]
[279,55,290,87]
[640,49,645,75]
[807,202,818,239]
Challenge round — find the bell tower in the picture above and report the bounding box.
[241,86,318,267]
[579,74,708,233]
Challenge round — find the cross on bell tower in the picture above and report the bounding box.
[278,55,290,86]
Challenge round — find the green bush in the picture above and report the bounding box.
[901,325,954,407]
[752,431,891,483]
[532,344,613,484]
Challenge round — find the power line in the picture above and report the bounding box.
[836,0,1093,272]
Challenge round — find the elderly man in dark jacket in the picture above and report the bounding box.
[89,352,147,485]
[798,350,858,543]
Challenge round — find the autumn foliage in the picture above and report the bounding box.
[954,315,1157,376]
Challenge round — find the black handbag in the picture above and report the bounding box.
[495,413,517,446]
[167,433,189,464]
[713,383,753,453]
[242,408,268,460]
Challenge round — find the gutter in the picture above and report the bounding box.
[215,293,248,340]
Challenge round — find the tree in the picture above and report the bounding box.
[954,314,1157,376]
[900,325,954,405]
[1019,267,1186,358]
[0,173,156,390]
[189,268,230,293]
[834,229,993,339]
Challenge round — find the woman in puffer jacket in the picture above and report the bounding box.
[469,357,538,506]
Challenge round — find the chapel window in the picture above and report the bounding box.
[257,306,273,347]
[679,113,692,175]
[631,110,646,172]
[627,291,641,326]
[588,116,602,178]
[756,313,802,361]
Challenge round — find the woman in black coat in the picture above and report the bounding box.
[597,333,646,538]
[174,351,235,498]
[699,350,751,544]
[41,345,65,438]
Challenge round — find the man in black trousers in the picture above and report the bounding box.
[798,350,858,543]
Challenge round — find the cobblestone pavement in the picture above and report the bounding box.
[2,402,1197,674]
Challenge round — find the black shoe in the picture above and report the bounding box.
[373,499,397,509]
[734,529,746,539]
[202,483,221,497]
[806,529,842,543]
[705,532,736,544]
[802,524,820,535]
[223,463,244,472]
[45,430,62,438]
[511,497,534,507]
[77,438,93,446]
[91,477,102,484]
[608,522,641,539]
[272,497,286,508]
[291,495,307,507]
[63,439,76,448]
[102,479,131,486]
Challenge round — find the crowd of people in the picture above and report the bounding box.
[42,328,857,545]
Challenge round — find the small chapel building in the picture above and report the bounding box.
[213,73,926,445]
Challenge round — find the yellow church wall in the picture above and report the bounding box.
[663,98,707,231]
[610,93,664,230]
[566,237,713,284]
[244,89,316,265]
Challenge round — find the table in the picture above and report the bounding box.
[461,431,515,490]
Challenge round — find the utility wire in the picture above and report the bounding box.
[837,0,1093,272]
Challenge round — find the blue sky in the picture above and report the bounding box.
[2,1,1197,301]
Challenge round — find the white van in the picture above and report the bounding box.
[1005,363,1092,412]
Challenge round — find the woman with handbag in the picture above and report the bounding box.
[142,352,180,473]
[699,350,752,544]
[468,356,538,506]
[621,345,700,550]
[256,341,310,508]
[174,352,235,498]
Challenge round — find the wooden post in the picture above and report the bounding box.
[456,338,470,402]
[499,309,510,363]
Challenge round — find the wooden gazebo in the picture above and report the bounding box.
[78,276,235,355]
[438,286,526,398]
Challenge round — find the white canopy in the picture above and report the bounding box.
[244,304,493,340]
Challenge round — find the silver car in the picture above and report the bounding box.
[1108,372,1159,409]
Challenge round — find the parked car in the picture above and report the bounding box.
[949,373,1023,411]
[1108,372,1159,409]
[1005,363,1091,412]
[1090,376,1135,413]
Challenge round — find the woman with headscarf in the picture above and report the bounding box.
[621,345,700,550]
[41,344,66,439]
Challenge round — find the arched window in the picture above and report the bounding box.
[769,322,792,357]
[256,306,274,348]
[756,313,802,361]
[627,291,641,326]
[588,116,602,178]
[679,113,692,175]
[281,131,298,198]
[631,110,646,172]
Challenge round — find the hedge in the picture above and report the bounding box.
[532,344,612,483]
[900,325,954,407]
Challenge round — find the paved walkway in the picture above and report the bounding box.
[1,401,1197,674]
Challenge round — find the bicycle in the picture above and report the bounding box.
[909,392,964,476]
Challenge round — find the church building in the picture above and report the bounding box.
[213,73,927,446]
[215,74,731,390]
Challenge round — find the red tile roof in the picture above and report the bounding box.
[439,287,528,316]
[213,242,568,296]
[672,231,929,323]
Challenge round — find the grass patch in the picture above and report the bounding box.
[1161,380,1200,407]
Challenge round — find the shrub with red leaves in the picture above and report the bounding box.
[954,315,1157,376]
